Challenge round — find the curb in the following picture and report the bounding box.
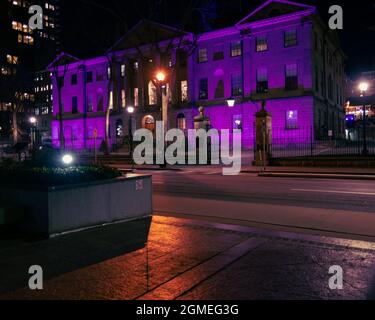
[258,172,375,180]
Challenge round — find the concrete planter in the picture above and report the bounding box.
[0,175,152,237]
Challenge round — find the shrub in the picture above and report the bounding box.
[0,164,122,187]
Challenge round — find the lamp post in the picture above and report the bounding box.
[127,106,135,159]
[155,70,168,131]
[29,116,37,151]
[154,69,168,168]
[359,82,369,155]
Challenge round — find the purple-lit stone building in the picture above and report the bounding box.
[48,0,346,150]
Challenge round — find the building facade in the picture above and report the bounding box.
[0,0,60,141]
[49,0,346,151]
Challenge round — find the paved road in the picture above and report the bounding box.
[135,168,375,242]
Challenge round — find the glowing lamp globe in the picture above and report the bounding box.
[62,154,74,166]
[155,71,166,82]
[29,117,37,125]
[226,98,236,108]
[359,82,369,93]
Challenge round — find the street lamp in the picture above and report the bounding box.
[154,69,169,168]
[359,82,369,155]
[226,97,236,108]
[155,71,166,83]
[62,153,74,166]
[29,116,37,125]
[127,106,135,160]
[29,116,37,151]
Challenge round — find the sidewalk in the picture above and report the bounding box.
[1,216,375,300]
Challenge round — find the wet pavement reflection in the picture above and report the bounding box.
[1,216,375,300]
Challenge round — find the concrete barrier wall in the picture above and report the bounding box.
[0,175,152,237]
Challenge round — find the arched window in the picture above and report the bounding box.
[148,81,157,105]
[215,80,224,99]
[176,113,186,130]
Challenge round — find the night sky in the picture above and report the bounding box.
[60,0,375,78]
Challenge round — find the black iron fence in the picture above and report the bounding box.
[259,126,375,159]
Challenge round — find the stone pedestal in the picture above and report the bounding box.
[254,101,272,167]
[194,106,211,130]
[193,107,211,164]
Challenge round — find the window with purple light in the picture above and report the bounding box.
[284,29,297,48]
[256,36,268,52]
[198,49,208,63]
[233,114,242,131]
[256,68,268,94]
[71,74,77,85]
[215,80,225,99]
[230,41,242,57]
[72,96,78,114]
[97,92,103,111]
[87,94,93,112]
[231,74,243,97]
[286,110,298,129]
[86,71,93,83]
[199,78,208,100]
[285,64,298,91]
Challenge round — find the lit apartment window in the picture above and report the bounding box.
[231,74,243,96]
[148,81,157,105]
[109,91,113,109]
[134,88,139,107]
[284,30,297,47]
[256,68,268,93]
[230,41,242,57]
[285,64,298,91]
[198,49,208,63]
[199,78,208,100]
[12,21,22,31]
[181,80,188,102]
[256,36,268,52]
[6,55,18,65]
[121,89,126,108]
[286,110,298,129]
[24,35,34,45]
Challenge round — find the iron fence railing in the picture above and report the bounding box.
[255,126,375,159]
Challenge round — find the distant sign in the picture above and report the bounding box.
[328,130,333,137]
